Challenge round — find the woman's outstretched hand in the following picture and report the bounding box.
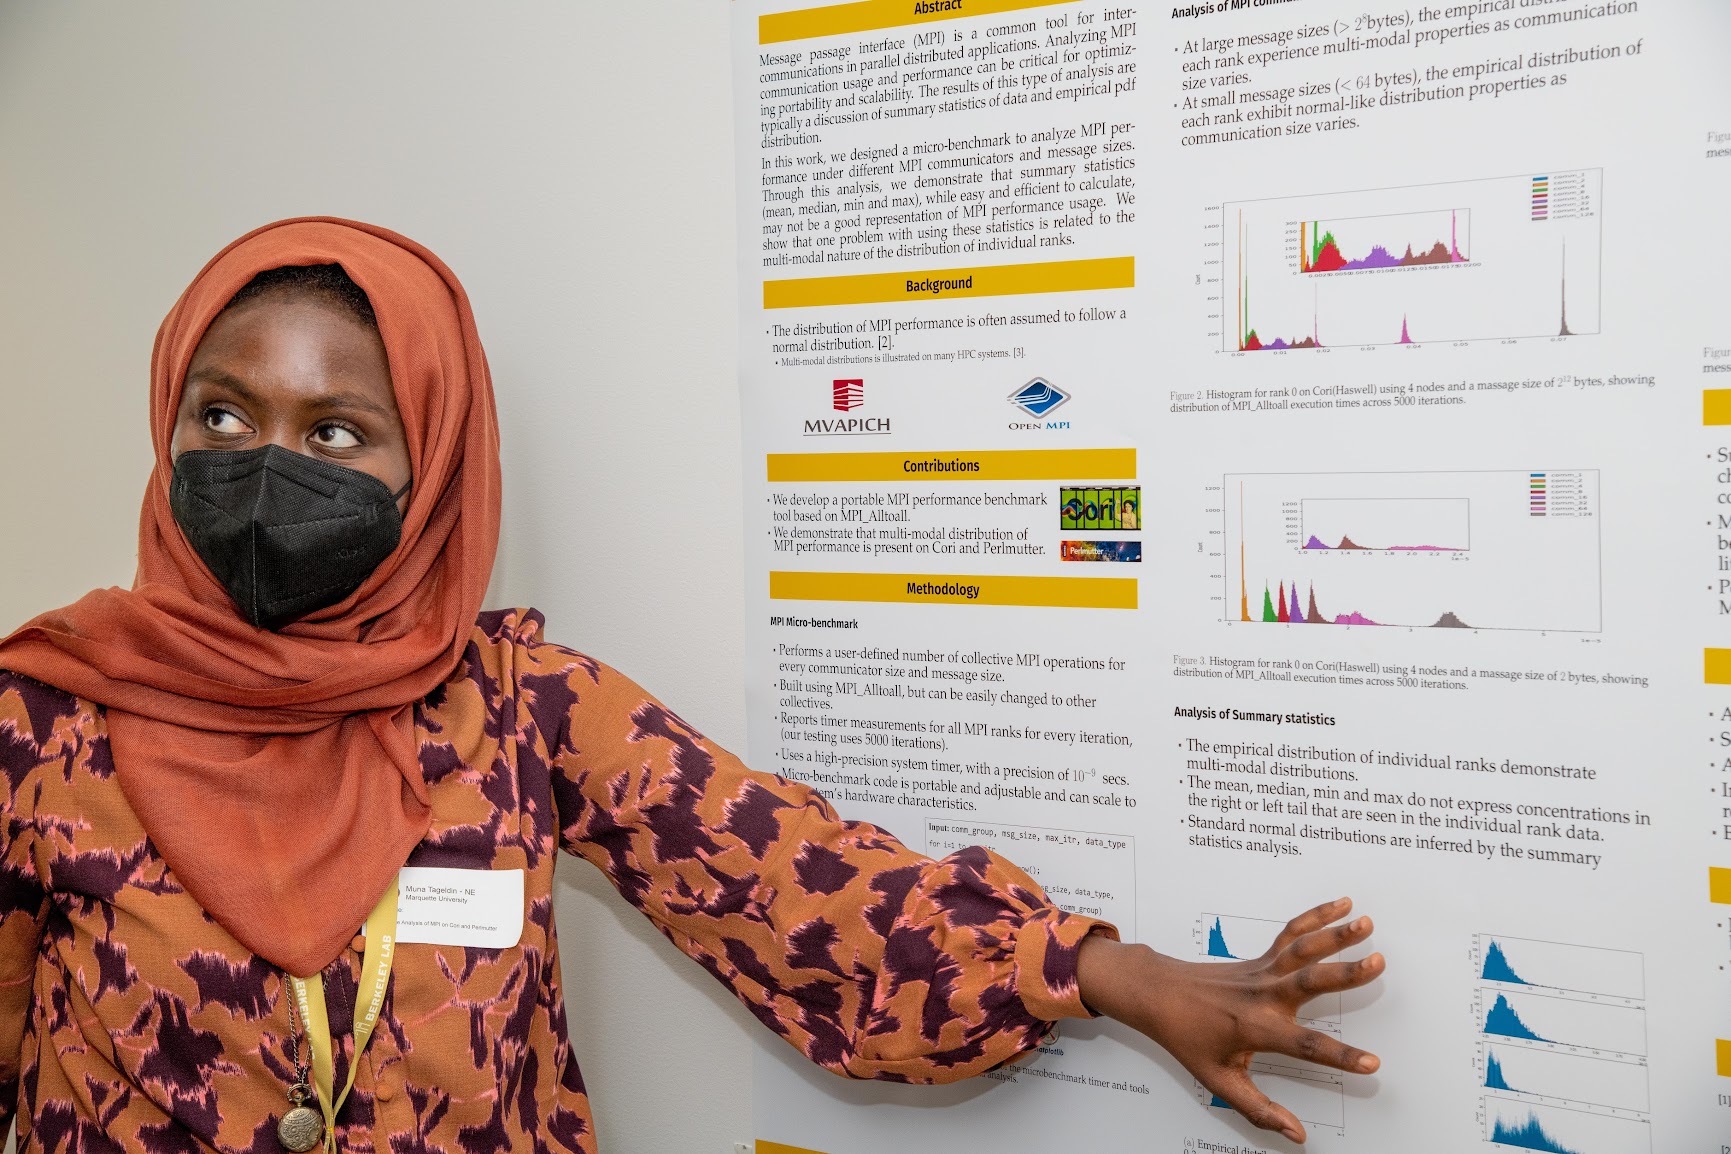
[1073,897,1385,1145]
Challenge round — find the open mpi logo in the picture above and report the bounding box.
[832,379,864,411]
[1009,377,1070,418]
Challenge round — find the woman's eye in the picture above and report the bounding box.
[312,424,362,450]
[201,407,249,435]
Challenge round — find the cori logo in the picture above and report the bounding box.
[833,379,864,411]
[1009,377,1070,418]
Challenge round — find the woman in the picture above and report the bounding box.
[0,219,1382,1154]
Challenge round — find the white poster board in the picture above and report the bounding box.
[733,0,1731,1148]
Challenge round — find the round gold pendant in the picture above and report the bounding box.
[277,1104,323,1153]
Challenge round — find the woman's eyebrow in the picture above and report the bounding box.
[184,367,261,404]
[309,391,397,418]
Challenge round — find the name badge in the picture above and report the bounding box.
[389,867,524,949]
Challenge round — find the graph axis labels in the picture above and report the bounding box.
[1214,168,1603,352]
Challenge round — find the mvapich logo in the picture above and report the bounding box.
[806,378,889,436]
[832,379,864,411]
[1009,377,1070,418]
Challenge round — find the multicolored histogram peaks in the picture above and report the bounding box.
[1300,209,1468,273]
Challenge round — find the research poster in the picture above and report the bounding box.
[732,0,1731,1149]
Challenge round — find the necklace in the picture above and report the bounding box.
[277,883,401,1154]
[277,996,324,1153]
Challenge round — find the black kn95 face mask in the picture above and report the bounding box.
[169,445,410,630]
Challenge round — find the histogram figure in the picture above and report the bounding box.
[1483,1100,1651,1154]
[1477,988,1647,1056]
[1479,1045,1651,1114]
[1474,937,1652,1120]
[1224,471,1602,634]
[1474,935,1646,1000]
[1216,169,1602,351]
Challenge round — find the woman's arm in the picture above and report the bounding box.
[1077,898,1384,1145]
[536,651,1114,1083]
[516,630,1386,1124]
[0,674,58,1136]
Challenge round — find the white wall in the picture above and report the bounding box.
[0,5,754,1151]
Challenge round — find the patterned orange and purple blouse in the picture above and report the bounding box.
[0,609,1112,1154]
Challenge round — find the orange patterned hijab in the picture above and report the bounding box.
[0,218,501,975]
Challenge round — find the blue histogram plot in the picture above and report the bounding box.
[1196,912,1342,1025]
[1482,1045,1648,1114]
[1474,935,1644,1001]
[1483,1098,1650,1154]
[1474,936,1649,1143]
[1477,988,1645,1057]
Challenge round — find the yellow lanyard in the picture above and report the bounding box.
[289,881,398,1153]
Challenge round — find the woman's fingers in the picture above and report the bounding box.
[1270,915,1374,975]
[1278,951,1386,1002]
[1265,897,1353,956]
[1203,1067,1307,1144]
[1267,1023,1382,1075]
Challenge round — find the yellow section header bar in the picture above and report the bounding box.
[1711,866,1731,906]
[758,1143,829,1154]
[1706,649,1731,685]
[769,447,1134,482]
[761,0,1078,44]
[1719,1038,1731,1078]
[1706,390,1731,426]
[764,257,1133,309]
[770,570,1136,609]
